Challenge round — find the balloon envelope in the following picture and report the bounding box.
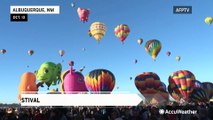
[168,70,197,102]
[114,24,130,43]
[90,22,106,42]
[77,7,90,22]
[145,39,162,60]
[28,50,34,56]
[0,49,6,54]
[18,72,38,100]
[85,69,115,93]
[59,50,65,57]
[205,17,213,25]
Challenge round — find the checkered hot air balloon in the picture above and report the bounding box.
[168,70,199,102]
[114,24,130,44]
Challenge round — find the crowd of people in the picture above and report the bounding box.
[0,102,213,120]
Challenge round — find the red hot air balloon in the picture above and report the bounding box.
[168,70,198,102]
[77,7,90,23]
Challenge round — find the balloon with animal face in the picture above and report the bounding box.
[35,62,62,89]
[60,61,88,94]
[85,69,115,94]
[77,7,90,23]
[18,72,38,100]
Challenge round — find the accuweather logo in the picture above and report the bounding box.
[173,6,192,14]
[159,109,197,115]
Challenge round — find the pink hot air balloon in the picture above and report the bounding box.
[77,7,90,23]
[60,61,88,94]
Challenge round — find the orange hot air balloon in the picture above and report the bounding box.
[18,72,38,100]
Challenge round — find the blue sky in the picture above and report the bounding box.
[0,0,213,103]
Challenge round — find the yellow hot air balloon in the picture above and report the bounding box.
[90,22,106,43]
[176,56,181,61]
[205,17,213,25]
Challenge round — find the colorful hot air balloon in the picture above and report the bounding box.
[176,56,181,61]
[166,51,171,56]
[59,50,65,57]
[135,72,162,103]
[114,24,130,44]
[0,49,6,54]
[90,22,106,43]
[205,17,213,25]
[60,61,88,94]
[77,7,90,22]
[137,38,143,45]
[168,70,197,102]
[202,82,213,99]
[85,69,115,94]
[145,39,162,60]
[150,91,169,105]
[189,88,209,103]
[28,50,34,56]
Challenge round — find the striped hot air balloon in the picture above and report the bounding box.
[85,69,115,94]
[134,72,163,103]
[90,22,106,43]
[168,70,198,102]
[189,88,209,103]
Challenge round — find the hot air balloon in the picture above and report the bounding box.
[168,84,182,102]
[114,24,130,44]
[59,50,65,57]
[130,77,132,80]
[176,56,181,61]
[135,72,162,103]
[18,72,38,100]
[60,61,88,94]
[145,39,162,61]
[137,38,143,45]
[77,7,90,23]
[71,2,75,8]
[166,51,171,56]
[202,82,213,99]
[28,50,34,56]
[189,88,209,103]
[134,59,138,64]
[90,22,106,43]
[168,70,197,102]
[0,49,6,54]
[205,17,213,25]
[35,62,62,89]
[193,80,203,89]
[85,69,115,94]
